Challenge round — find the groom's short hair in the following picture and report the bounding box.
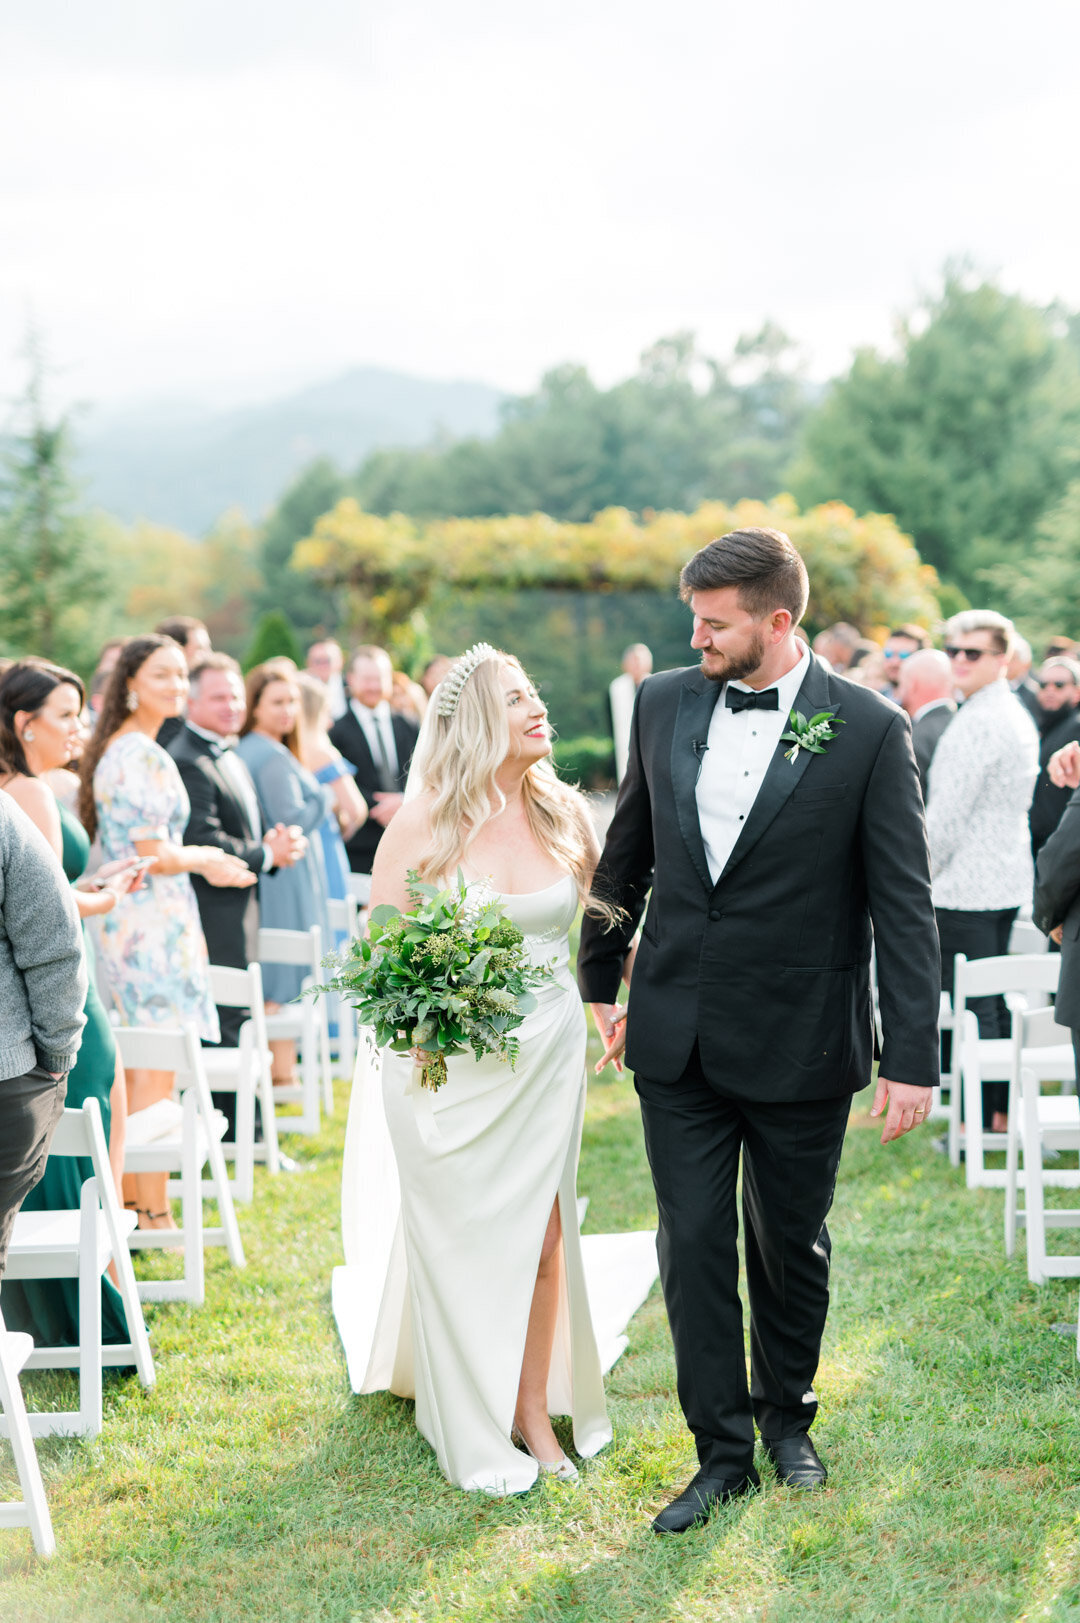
[679,528,809,624]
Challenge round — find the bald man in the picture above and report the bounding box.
[897,648,957,797]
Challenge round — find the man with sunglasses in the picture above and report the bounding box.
[926,611,1039,1134]
[1030,658,1080,858]
[882,625,930,699]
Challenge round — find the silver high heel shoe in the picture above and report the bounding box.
[511,1426,579,1483]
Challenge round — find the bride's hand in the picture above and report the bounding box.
[410,1047,438,1066]
[591,1003,627,1075]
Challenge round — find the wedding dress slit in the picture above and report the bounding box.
[335,876,612,1493]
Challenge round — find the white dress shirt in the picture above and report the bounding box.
[350,698,399,777]
[695,644,811,885]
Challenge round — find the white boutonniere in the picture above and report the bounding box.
[781,708,844,763]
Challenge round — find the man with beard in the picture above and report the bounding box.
[580,526,939,1531]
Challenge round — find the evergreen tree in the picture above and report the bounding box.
[242,609,304,671]
[0,333,108,668]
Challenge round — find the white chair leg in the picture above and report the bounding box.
[78,1183,104,1437]
[0,1321,55,1557]
[182,1087,206,1306]
[257,1052,281,1176]
[1004,1074,1020,1257]
[234,1069,256,1205]
[964,1048,986,1190]
[1022,1070,1049,1284]
[319,999,334,1115]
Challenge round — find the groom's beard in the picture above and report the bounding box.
[699,628,767,686]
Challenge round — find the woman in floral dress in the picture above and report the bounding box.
[79,634,255,1225]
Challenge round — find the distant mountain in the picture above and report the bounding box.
[75,366,507,534]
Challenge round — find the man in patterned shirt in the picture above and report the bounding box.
[927,610,1039,1133]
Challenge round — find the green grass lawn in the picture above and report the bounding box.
[4,1060,1080,1623]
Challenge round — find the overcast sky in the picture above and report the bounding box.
[2,0,1078,412]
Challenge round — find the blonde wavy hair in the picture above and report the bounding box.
[415,652,617,923]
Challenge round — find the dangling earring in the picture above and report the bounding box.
[23,728,34,743]
[126,689,139,713]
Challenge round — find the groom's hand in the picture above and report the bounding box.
[590,1003,627,1075]
[870,1076,934,1144]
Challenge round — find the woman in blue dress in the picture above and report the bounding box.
[236,662,335,1082]
[295,672,368,934]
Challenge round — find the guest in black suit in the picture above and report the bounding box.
[167,654,305,1048]
[897,647,957,798]
[1034,740,1080,1072]
[579,528,940,1532]
[328,645,419,876]
[1030,658,1080,857]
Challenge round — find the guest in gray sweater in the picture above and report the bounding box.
[0,793,87,1273]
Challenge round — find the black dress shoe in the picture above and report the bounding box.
[651,1466,759,1534]
[762,1434,827,1489]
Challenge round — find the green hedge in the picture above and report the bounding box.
[552,734,616,790]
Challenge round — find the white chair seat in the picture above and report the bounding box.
[7,1207,137,1280]
[1004,1007,1080,1283]
[1,1099,155,1440]
[117,1025,245,1304]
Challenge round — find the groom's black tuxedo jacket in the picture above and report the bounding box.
[168,723,265,973]
[578,656,941,1101]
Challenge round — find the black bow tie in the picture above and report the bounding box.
[725,686,779,713]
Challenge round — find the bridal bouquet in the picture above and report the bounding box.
[313,870,552,1090]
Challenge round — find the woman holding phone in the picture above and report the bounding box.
[0,658,145,1348]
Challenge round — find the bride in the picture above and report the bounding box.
[339,643,625,1493]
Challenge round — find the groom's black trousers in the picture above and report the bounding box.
[635,1045,851,1478]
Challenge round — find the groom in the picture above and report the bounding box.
[578,528,940,1533]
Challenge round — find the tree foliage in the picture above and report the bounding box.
[979,478,1080,648]
[254,457,348,635]
[243,609,304,671]
[0,335,109,670]
[294,495,940,647]
[791,271,1080,596]
[354,328,809,522]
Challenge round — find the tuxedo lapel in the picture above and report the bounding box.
[671,672,722,894]
[717,656,843,886]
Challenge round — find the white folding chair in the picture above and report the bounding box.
[259,925,332,1133]
[202,962,280,1201]
[1010,918,1050,957]
[117,1024,245,1304]
[949,953,1061,1179]
[1002,1006,1080,1282]
[345,872,372,908]
[0,1310,54,1556]
[326,894,362,1079]
[2,1098,155,1437]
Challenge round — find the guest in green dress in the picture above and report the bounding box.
[0,659,145,1348]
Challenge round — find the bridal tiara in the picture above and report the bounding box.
[436,642,500,719]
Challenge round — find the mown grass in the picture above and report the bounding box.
[4,1052,1080,1622]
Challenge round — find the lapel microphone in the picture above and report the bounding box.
[691,739,708,763]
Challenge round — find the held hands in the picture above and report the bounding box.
[197,849,259,888]
[869,1076,934,1144]
[1048,740,1080,790]
[591,1003,628,1074]
[265,823,307,867]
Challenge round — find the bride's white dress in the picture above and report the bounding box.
[334,874,627,1494]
